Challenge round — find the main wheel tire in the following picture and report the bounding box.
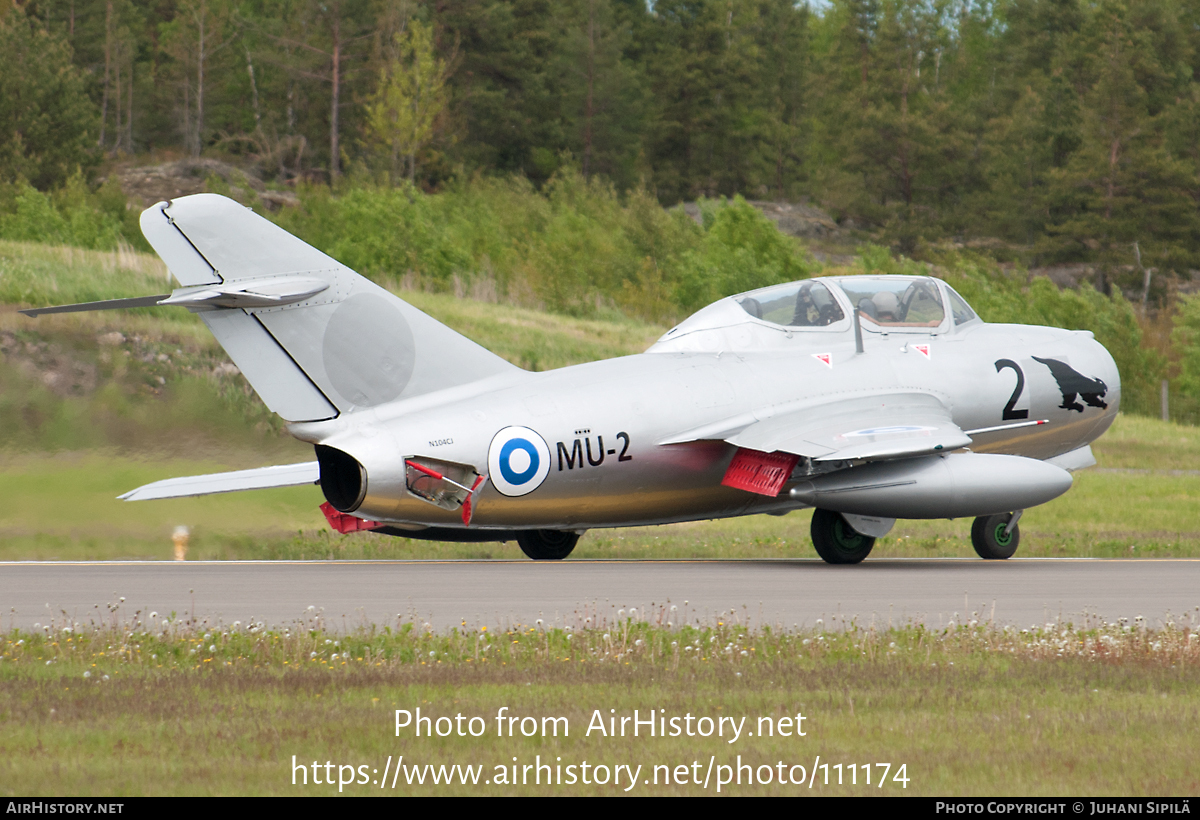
[515,529,579,560]
[971,514,1020,559]
[810,509,875,564]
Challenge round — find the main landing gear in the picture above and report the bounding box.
[810,509,875,565]
[810,508,1024,564]
[516,529,579,560]
[970,512,1021,559]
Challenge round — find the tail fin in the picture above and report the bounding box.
[140,194,518,422]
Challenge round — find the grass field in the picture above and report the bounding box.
[0,617,1196,796]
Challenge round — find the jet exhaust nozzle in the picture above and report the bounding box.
[788,452,1072,519]
[315,445,367,512]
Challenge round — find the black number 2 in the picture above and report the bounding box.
[616,432,632,461]
[994,359,1029,420]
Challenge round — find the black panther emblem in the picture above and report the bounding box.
[1032,356,1108,413]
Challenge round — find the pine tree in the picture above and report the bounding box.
[1042,0,1200,287]
[365,18,451,184]
[818,0,974,247]
[553,0,645,190]
[0,8,99,187]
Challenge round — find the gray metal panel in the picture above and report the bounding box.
[162,194,340,281]
[138,203,222,286]
[201,311,337,422]
[256,278,520,412]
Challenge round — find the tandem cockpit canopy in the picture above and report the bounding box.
[648,274,981,353]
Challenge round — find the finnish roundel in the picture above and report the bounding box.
[488,426,552,497]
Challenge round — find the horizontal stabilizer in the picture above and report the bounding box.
[20,294,171,317]
[119,461,319,501]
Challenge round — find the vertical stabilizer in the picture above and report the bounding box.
[140,194,520,421]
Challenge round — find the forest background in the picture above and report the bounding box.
[1,0,1200,422]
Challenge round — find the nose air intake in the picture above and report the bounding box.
[315,445,367,512]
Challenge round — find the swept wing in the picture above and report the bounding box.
[664,392,972,462]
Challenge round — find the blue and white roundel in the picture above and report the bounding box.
[488,426,552,497]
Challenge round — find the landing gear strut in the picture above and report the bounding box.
[515,529,579,560]
[810,509,875,565]
[971,512,1021,559]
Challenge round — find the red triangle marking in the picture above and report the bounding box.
[813,353,833,368]
[913,344,931,360]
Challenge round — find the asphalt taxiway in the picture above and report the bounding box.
[1,558,1196,632]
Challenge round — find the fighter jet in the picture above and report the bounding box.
[22,194,1120,563]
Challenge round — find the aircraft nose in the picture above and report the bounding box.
[1082,332,1121,414]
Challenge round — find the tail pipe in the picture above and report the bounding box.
[315,445,367,512]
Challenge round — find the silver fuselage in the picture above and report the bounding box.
[289,292,1120,531]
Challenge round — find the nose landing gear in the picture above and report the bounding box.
[971,511,1022,559]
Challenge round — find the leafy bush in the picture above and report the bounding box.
[671,197,816,312]
[0,175,142,251]
[1172,295,1200,424]
[275,170,814,321]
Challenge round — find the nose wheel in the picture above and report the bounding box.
[971,512,1021,559]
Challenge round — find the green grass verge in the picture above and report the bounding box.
[1,618,1197,795]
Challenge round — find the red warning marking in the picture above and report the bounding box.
[461,474,489,527]
[407,460,444,480]
[912,343,931,359]
[407,459,474,493]
[813,353,832,368]
[320,502,385,534]
[721,448,801,497]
